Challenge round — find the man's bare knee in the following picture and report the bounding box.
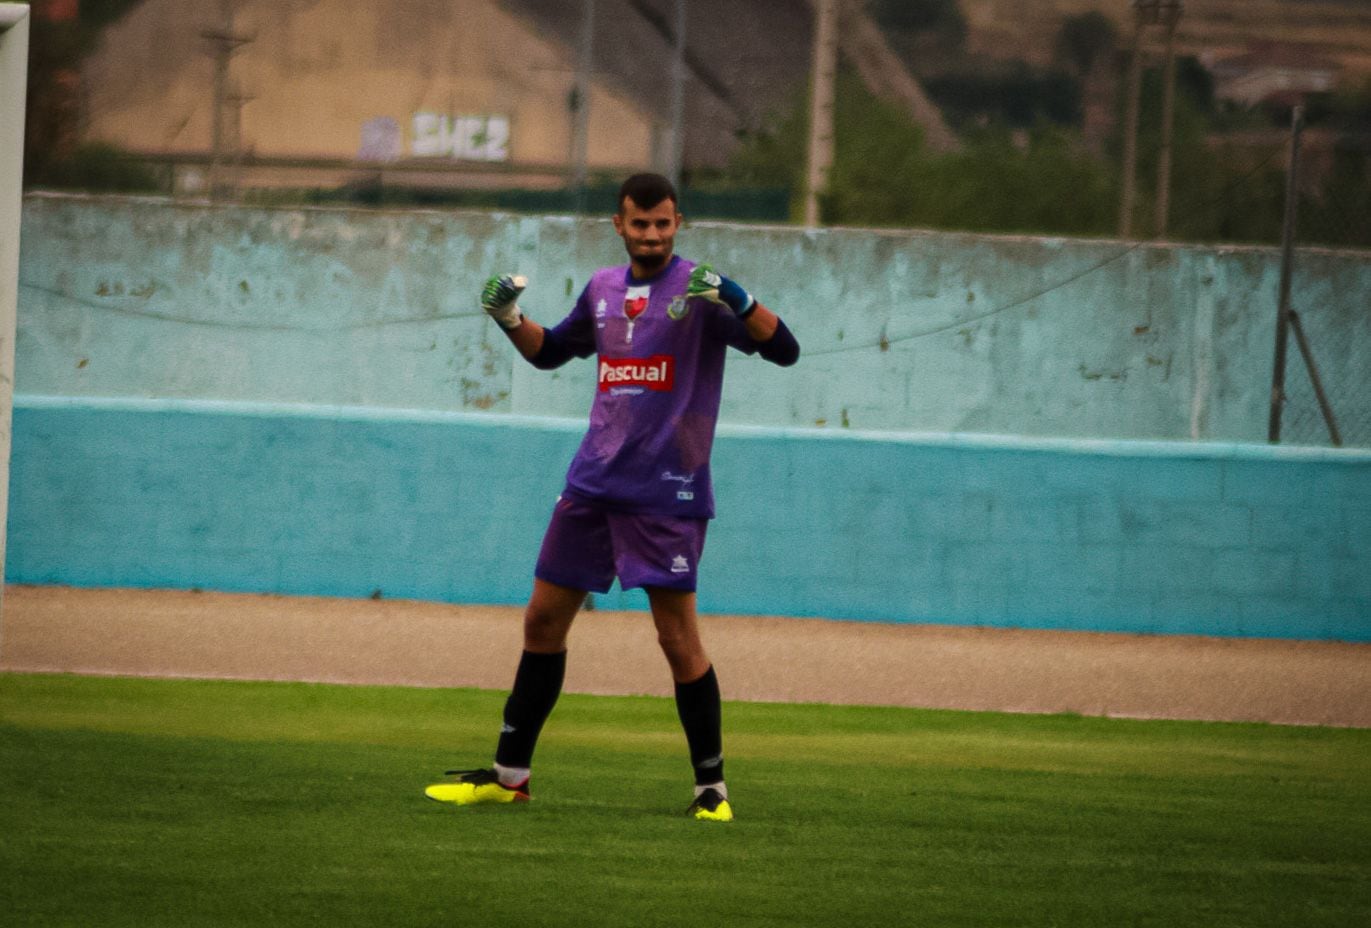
[522,581,583,652]
[524,608,567,650]
[656,626,688,657]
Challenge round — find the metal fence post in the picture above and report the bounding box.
[1267,105,1304,443]
[1153,5,1182,239]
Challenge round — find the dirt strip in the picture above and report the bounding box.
[1,585,1367,727]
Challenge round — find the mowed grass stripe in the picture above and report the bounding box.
[2,672,1368,928]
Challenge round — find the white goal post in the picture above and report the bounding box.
[1,3,30,610]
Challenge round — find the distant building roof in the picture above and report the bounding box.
[1208,43,1341,79]
[1207,43,1341,106]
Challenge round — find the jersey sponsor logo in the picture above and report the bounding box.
[598,355,675,392]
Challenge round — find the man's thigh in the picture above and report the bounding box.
[609,512,708,592]
[534,497,617,593]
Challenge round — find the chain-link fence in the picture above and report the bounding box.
[1271,110,1371,449]
[1280,299,1371,449]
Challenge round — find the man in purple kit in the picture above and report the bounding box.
[424,173,799,822]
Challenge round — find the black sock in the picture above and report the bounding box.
[674,665,724,786]
[494,650,567,770]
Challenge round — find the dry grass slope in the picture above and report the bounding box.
[962,0,1371,77]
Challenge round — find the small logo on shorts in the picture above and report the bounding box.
[671,555,690,574]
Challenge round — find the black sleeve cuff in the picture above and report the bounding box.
[755,316,800,367]
[530,329,579,370]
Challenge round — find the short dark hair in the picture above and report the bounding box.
[617,173,678,213]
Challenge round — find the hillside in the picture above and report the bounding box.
[961,0,1371,79]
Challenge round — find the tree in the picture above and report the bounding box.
[24,0,150,188]
[1053,11,1118,80]
[721,68,1114,235]
[866,0,965,37]
[866,0,967,75]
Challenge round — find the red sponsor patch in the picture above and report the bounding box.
[598,355,675,392]
[624,296,649,320]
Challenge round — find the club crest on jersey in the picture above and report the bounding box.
[667,294,689,320]
[624,284,651,320]
[598,355,675,393]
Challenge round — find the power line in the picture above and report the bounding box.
[797,145,1283,359]
[16,280,485,332]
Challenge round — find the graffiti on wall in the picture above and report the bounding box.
[410,113,509,161]
[358,117,403,163]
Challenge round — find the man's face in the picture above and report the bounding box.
[613,197,682,273]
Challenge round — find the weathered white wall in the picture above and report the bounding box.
[16,193,1371,444]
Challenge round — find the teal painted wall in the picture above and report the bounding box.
[18,193,1371,442]
[9,396,1370,640]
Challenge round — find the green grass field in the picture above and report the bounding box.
[2,672,1368,927]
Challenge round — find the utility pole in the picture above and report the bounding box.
[1153,1,1183,238]
[667,0,687,191]
[201,0,252,201]
[1118,5,1147,238]
[1118,1,1183,239]
[804,0,837,228]
[570,0,595,212]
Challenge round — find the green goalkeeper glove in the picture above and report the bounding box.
[687,264,756,319]
[480,274,527,330]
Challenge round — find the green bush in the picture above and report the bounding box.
[716,61,1361,246]
[34,142,164,194]
[723,70,1115,235]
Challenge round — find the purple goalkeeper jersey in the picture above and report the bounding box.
[543,255,759,519]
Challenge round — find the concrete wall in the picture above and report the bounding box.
[10,396,1369,640]
[10,195,1371,640]
[17,194,1371,442]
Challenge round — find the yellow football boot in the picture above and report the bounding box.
[424,769,529,806]
[687,787,733,822]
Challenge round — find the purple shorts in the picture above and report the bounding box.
[534,495,708,593]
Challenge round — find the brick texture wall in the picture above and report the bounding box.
[10,397,1369,640]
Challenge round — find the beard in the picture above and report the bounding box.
[632,249,670,272]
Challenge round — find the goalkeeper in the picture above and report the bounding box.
[425,173,799,822]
